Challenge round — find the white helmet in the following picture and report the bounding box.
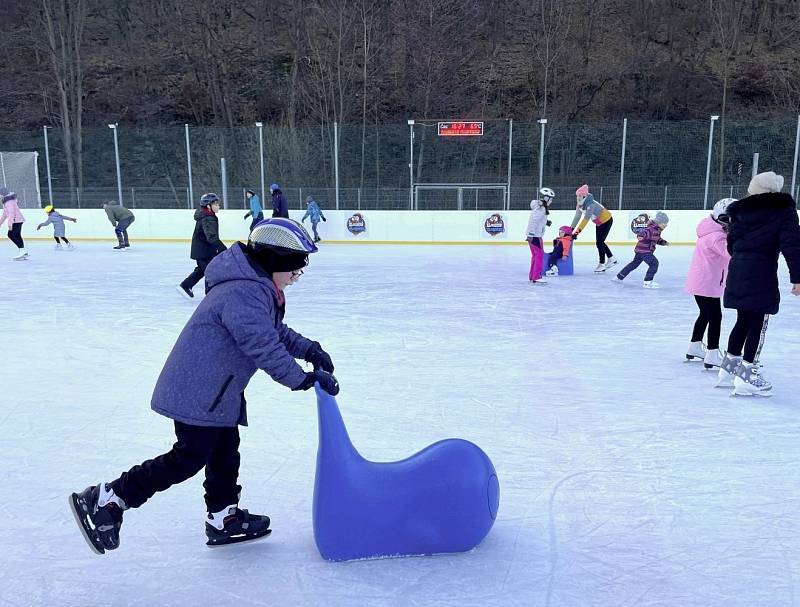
[539,187,555,201]
[712,198,736,224]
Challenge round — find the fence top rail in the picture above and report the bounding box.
[414,183,509,188]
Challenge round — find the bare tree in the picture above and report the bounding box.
[40,0,88,192]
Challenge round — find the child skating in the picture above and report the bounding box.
[544,225,573,277]
[525,188,553,285]
[684,199,733,368]
[70,218,340,554]
[716,172,800,396]
[301,195,327,243]
[0,187,28,260]
[612,212,669,288]
[37,205,77,249]
[570,184,616,273]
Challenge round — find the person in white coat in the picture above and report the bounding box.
[526,187,554,284]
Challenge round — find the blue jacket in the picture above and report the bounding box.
[150,243,314,427]
[246,194,262,218]
[271,190,289,218]
[302,200,326,223]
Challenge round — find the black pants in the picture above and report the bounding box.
[595,218,613,263]
[249,212,264,232]
[180,257,212,292]
[111,421,242,512]
[115,217,134,245]
[310,221,320,240]
[54,236,70,244]
[691,296,723,350]
[726,309,769,363]
[617,252,659,281]
[7,223,24,248]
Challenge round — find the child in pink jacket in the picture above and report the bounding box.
[0,188,28,260]
[684,198,734,369]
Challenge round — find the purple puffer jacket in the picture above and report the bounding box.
[634,221,667,254]
[151,243,313,427]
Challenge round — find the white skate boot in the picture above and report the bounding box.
[732,361,772,397]
[604,256,618,270]
[13,248,28,260]
[545,266,558,277]
[643,280,660,289]
[703,348,723,370]
[715,353,741,388]
[593,263,606,273]
[55,243,63,250]
[685,341,707,362]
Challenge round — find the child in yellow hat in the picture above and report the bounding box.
[37,205,77,249]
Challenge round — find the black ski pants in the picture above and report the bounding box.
[691,295,723,350]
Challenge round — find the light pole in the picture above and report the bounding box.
[408,119,415,209]
[43,125,53,204]
[618,118,627,210]
[703,115,720,210]
[537,118,547,194]
[108,123,123,205]
[255,122,265,202]
[506,119,513,210]
[185,124,193,208]
[791,115,800,199]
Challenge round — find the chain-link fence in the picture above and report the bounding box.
[1,118,798,209]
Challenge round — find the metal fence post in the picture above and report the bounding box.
[506,118,513,210]
[131,187,135,208]
[663,185,668,209]
[752,152,759,179]
[334,121,340,210]
[76,187,81,208]
[792,115,800,199]
[43,126,53,204]
[221,157,228,209]
[703,115,719,209]
[537,119,546,194]
[618,118,627,210]
[185,124,193,206]
[109,123,123,205]
[599,186,603,205]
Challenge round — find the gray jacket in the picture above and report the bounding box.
[150,243,314,427]
[39,211,75,238]
[103,204,134,226]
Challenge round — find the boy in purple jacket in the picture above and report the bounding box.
[612,212,669,288]
[69,218,340,554]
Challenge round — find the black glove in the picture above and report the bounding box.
[546,220,552,227]
[295,370,340,395]
[305,342,334,372]
[322,217,327,222]
[572,231,579,240]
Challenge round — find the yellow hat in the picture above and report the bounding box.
[44,205,54,213]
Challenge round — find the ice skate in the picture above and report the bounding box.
[643,280,660,289]
[703,348,723,370]
[685,341,707,362]
[55,243,63,250]
[715,353,741,388]
[113,244,126,250]
[12,248,28,260]
[593,263,606,274]
[69,483,126,555]
[206,505,271,547]
[177,284,194,299]
[604,256,618,270]
[610,275,623,283]
[545,266,558,277]
[67,243,75,250]
[529,279,548,285]
[732,361,772,397]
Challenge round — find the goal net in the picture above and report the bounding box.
[0,152,41,208]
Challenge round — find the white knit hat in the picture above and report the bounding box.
[748,171,784,195]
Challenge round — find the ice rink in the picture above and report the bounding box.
[3,240,800,607]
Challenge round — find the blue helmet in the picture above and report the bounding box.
[248,217,318,255]
[270,183,280,193]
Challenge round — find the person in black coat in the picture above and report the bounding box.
[178,193,228,299]
[270,183,289,218]
[717,171,800,396]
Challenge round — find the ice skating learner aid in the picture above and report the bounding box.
[313,385,499,561]
[69,218,339,554]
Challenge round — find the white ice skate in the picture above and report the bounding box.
[593,263,606,274]
[643,280,660,289]
[703,348,723,370]
[529,279,548,285]
[732,362,772,397]
[685,341,707,362]
[545,266,558,277]
[67,243,75,250]
[604,256,618,270]
[55,243,63,250]
[13,248,28,261]
[715,353,741,388]
[610,276,623,284]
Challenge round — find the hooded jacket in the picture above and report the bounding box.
[150,243,314,427]
[525,200,548,239]
[190,206,227,260]
[723,192,800,314]
[271,189,289,218]
[685,215,730,298]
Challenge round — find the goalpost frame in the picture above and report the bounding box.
[407,118,513,211]
[413,183,508,211]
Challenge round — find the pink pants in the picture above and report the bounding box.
[528,238,543,281]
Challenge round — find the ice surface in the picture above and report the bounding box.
[2,240,800,607]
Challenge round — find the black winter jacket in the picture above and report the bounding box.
[271,190,289,218]
[190,207,227,261]
[723,192,800,314]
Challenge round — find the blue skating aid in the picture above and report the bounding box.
[312,384,499,561]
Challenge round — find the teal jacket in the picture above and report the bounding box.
[302,201,326,224]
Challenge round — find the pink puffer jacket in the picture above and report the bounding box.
[685,215,730,298]
[0,197,25,227]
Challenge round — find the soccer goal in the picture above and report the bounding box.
[407,119,513,210]
[0,152,41,208]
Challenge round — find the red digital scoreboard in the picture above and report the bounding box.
[437,121,484,136]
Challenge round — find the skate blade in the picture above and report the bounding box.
[685,355,703,362]
[206,528,272,548]
[731,387,773,397]
[68,494,105,555]
[703,363,720,370]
